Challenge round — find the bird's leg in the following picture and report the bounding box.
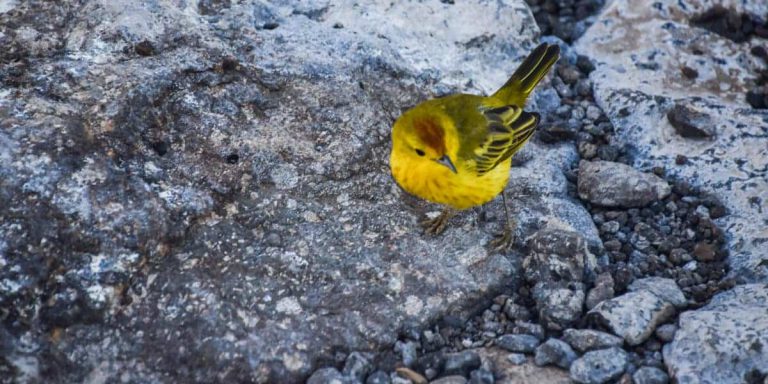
[489,190,516,251]
[420,208,456,235]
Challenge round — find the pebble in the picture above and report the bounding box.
[633,366,670,384]
[511,321,545,340]
[588,290,675,345]
[395,340,419,367]
[654,324,677,342]
[443,351,481,377]
[366,371,391,384]
[307,368,348,384]
[495,334,540,353]
[468,368,495,384]
[429,375,466,384]
[578,160,671,208]
[506,353,527,365]
[395,367,427,384]
[570,347,628,384]
[562,329,624,353]
[343,352,373,382]
[534,338,578,369]
[628,277,687,308]
[586,272,615,310]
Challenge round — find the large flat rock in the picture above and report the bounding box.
[0,1,597,382]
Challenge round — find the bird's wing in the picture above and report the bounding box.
[472,105,539,175]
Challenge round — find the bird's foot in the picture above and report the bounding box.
[489,224,515,252]
[420,209,455,236]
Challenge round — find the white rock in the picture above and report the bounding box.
[588,290,675,346]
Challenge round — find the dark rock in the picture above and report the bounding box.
[366,371,391,384]
[562,329,623,353]
[534,338,578,369]
[343,352,373,382]
[308,368,351,384]
[524,229,597,284]
[654,324,677,343]
[570,347,628,384]
[578,161,671,208]
[586,272,615,310]
[134,40,155,56]
[443,351,482,377]
[495,334,541,353]
[468,368,495,384]
[667,103,715,138]
[632,366,669,384]
[693,242,717,262]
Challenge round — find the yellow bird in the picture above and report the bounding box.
[389,43,560,249]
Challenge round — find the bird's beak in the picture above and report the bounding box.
[436,155,457,174]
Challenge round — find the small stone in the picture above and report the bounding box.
[654,324,677,342]
[570,347,628,384]
[600,221,620,234]
[495,334,540,353]
[468,368,495,384]
[395,367,427,384]
[588,291,675,345]
[693,242,717,262]
[430,375,466,384]
[586,272,615,310]
[562,329,624,353]
[343,352,373,382]
[512,321,546,341]
[366,370,391,384]
[134,40,155,56]
[667,103,715,138]
[628,277,687,308]
[503,301,531,321]
[307,367,349,384]
[534,338,578,369]
[681,66,699,79]
[506,353,527,365]
[443,351,481,377]
[633,367,669,384]
[579,142,598,159]
[395,340,419,367]
[533,283,586,331]
[578,161,671,208]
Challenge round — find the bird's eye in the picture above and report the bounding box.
[415,149,425,157]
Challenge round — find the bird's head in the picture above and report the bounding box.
[390,112,457,173]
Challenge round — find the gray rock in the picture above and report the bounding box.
[431,376,468,384]
[570,347,628,384]
[586,272,615,310]
[495,334,541,353]
[654,324,677,343]
[366,371,391,384]
[666,103,715,139]
[468,368,495,384]
[561,329,623,353]
[503,301,532,322]
[633,367,669,384]
[512,321,546,341]
[663,284,768,383]
[308,368,352,384]
[574,0,767,281]
[588,290,675,346]
[523,229,599,284]
[628,277,687,309]
[443,351,482,377]
[506,353,527,365]
[533,283,586,331]
[343,352,374,382]
[0,1,602,381]
[534,338,578,369]
[396,341,420,367]
[577,160,671,208]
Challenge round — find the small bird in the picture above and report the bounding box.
[389,43,560,249]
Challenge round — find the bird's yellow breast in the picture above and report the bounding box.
[390,153,510,210]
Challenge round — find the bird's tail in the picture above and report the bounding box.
[492,43,560,105]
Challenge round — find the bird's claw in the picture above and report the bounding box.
[421,211,453,235]
[489,226,514,252]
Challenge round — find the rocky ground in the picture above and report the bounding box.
[0,1,766,384]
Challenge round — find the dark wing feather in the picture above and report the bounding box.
[474,105,539,175]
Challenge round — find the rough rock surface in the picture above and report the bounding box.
[534,338,578,369]
[574,0,768,282]
[588,290,675,346]
[478,348,572,384]
[0,1,603,382]
[577,160,671,208]
[663,284,768,384]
